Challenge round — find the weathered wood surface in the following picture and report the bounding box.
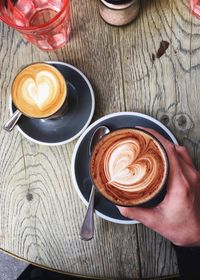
[0,0,199,278]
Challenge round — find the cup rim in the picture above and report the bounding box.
[89,127,169,207]
[0,0,70,31]
[11,62,67,119]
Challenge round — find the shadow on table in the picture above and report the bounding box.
[17,265,103,280]
[18,265,180,280]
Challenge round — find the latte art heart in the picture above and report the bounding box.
[104,139,160,192]
[12,63,67,118]
[22,73,54,110]
[26,81,50,109]
[90,129,168,206]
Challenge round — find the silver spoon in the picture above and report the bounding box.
[3,110,22,132]
[80,125,110,241]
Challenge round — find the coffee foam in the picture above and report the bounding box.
[12,63,67,118]
[90,129,168,206]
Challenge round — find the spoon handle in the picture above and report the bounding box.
[3,110,22,132]
[80,185,95,241]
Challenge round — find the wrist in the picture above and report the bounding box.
[172,229,200,247]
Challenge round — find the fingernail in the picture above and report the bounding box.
[116,205,125,211]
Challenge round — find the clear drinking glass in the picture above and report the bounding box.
[190,0,200,19]
[0,0,71,51]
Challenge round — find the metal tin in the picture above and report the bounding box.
[99,0,140,26]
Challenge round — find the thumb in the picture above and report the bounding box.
[117,206,156,227]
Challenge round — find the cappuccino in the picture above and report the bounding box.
[12,63,67,118]
[90,128,168,206]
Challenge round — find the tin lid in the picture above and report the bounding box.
[102,0,132,4]
[100,0,137,9]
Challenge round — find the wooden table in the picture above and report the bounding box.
[0,0,199,278]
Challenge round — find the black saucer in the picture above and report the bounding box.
[10,61,95,145]
[71,112,178,224]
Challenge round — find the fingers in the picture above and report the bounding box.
[136,127,194,167]
[117,205,156,228]
[136,126,192,176]
[175,146,195,168]
[176,152,199,186]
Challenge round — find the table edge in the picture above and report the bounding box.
[0,247,180,279]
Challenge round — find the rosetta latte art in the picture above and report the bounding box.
[104,139,159,192]
[90,129,168,206]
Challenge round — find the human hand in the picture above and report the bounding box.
[117,128,200,247]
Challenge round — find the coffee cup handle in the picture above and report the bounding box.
[3,110,22,132]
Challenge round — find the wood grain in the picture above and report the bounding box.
[1,0,199,278]
[0,1,140,279]
[119,0,200,278]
